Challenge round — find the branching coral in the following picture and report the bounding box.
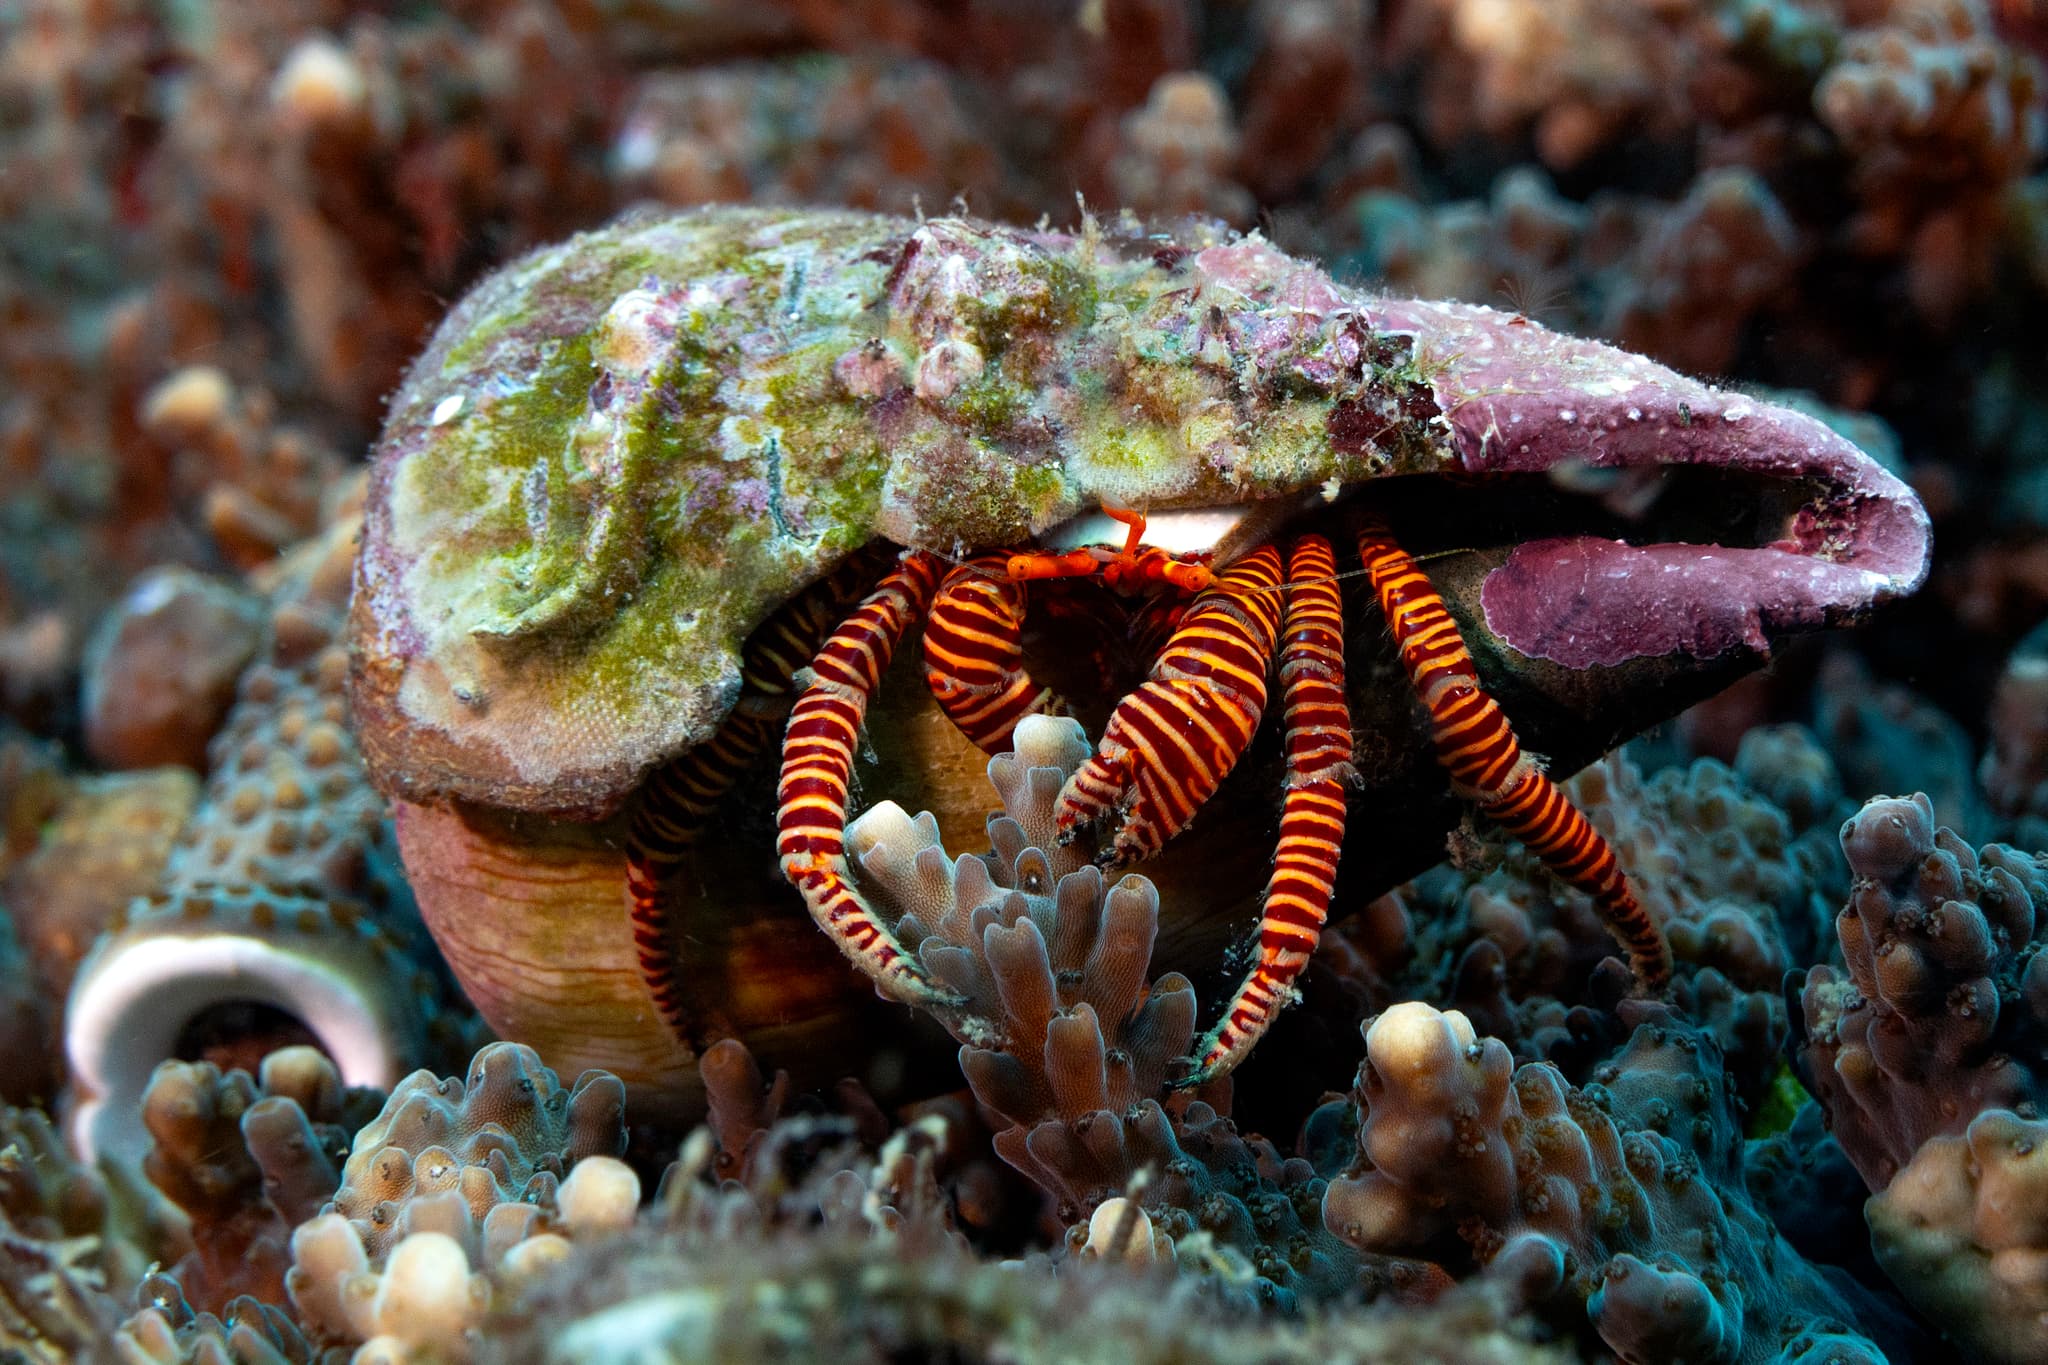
[843,715,1380,1308]
[1232,0,1373,201]
[0,729,67,880]
[493,1092,1558,1365]
[1597,166,1804,376]
[1813,0,2042,324]
[1369,750,1835,1110]
[843,715,1194,1129]
[1339,159,1808,379]
[1107,73,1255,225]
[1323,1002,1916,1362]
[613,57,1006,215]
[0,1102,185,1361]
[1332,0,2047,428]
[1389,0,1705,170]
[145,8,617,424]
[696,1037,795,1184]
[1792,791,2048,1189]
[137,369,346,575]
[1733,723,1852,839]
[116,1270,320,1365]
[1773,789,2048,1359]
[136,1047,379,1315]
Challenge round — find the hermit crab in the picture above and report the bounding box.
[348,206,1930,1107]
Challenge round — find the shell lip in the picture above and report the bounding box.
[1361,297,1932,670]
[64,926,413,1164]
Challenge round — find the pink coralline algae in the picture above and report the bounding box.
[1370,295,1930,671]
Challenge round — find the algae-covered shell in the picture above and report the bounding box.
[348,205,1931,1110]
[350,206,1927,821]
[349,206,1436,817]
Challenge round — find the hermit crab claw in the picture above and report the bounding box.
[1355,295,1930,670]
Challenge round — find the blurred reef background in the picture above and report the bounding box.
[1,1,2047,1361]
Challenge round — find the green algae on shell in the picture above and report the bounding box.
[349,206,1453,819]
[351,204,1930,822]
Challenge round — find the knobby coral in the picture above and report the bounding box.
[285,1041,630,1361]
[1866,1107,2048,1364]
[1323,1001,1920,1363]
[65,513,464,1165]
[1792,791,2048,1189]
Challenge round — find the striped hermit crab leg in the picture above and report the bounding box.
[922,553,1068,754]
[1356,518,1673,992]
[627,711,777,1042]
[1054,542,1286,866]
[625,551,882,1047]
[1190,534,1355,1081]
[776,550,965,1006]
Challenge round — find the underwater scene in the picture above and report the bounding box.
[1,1,2046,1361]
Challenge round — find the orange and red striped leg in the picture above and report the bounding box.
[1191,535,1355,1081]
[626,712,774,1044]
[923,554,1066,753]
[1055,546,1285,865]
[1356,520,1671,992]
[624,554,881,1048]
[776,551,962,1005]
